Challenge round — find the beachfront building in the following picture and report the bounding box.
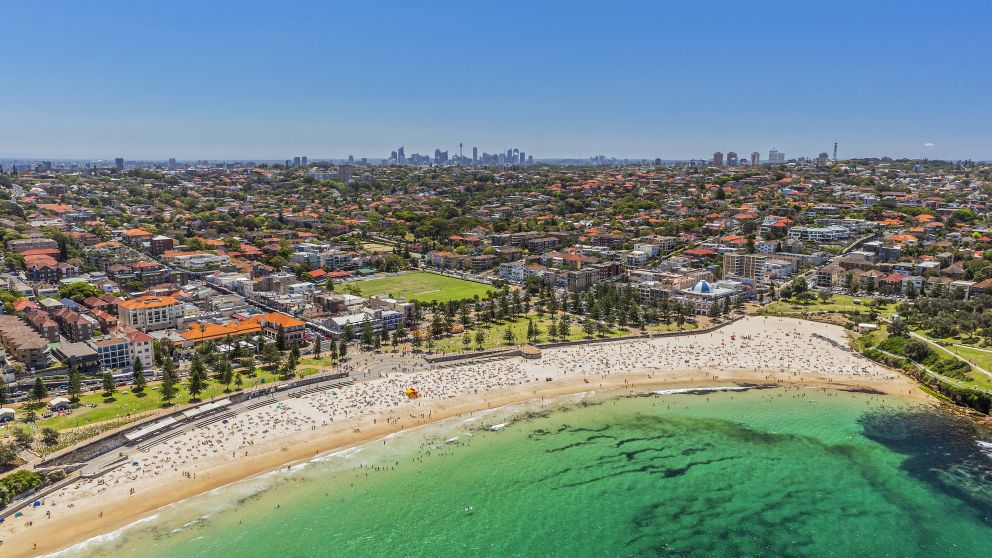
[673,280,741,315]
[324,308,403,336]
[249,313,307,346]
[118,295,184,332]
[88,335,133,371]
[722,253,769,283]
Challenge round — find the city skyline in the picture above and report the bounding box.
[1,0,990,160]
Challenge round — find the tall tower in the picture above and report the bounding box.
[459,142,463,164]
[833,142,838,161]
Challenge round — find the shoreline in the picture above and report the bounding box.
[36,375,924,558]
[0,317,928,556]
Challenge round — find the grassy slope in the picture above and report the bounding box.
[761,294,897,317]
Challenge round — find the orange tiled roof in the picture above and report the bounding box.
[118,295,180,310]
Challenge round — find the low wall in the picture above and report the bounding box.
[36,371,352,468]
[423,315,744,365]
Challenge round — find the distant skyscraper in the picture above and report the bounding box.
[817,152,829,163]
[712,152,724,166]
[397,146,406,165]
[727,152,738,166]
[519,151,526,165]
[115,157,124,170]
[301,156,308,166]
[348,155,355,164]
[751,152,760,165]
[168,158,176,170]
[339,164,353,184]
[527,155,533,165]
[768,149,785,164]
[472,146,478,165]
[293,156,301,167]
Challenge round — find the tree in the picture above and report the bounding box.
[503,327,515,345]
[582,318,596,338]
[41,427,59,447]
[58,282,102,304]
[31,377,47,403]
[313,336,322,359]
[330,337,339,360]
[218,358,234,389]
[67,367,82,402]
[13,428,33,449]
[276,324,287,351]
[361,320,374,348]
[818,291,832,304]
[559,314,572,339]
[0,442,18,468]
[462,333,471,351]
[132,357,146,395]
[338,339,348,359]
[161,358,178,404]
[904,340,931,362]
[0,377,7,405]
[475,328,485,350]
[888,319,909,338]
[102,372,116,397]
[188,355,207,399]
[261,341,281,370]
[241,356,257,378]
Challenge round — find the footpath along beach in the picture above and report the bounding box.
[1,316,926,556]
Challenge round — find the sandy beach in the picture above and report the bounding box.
[0,316,926,557]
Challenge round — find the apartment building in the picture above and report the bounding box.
[118,295,184,332]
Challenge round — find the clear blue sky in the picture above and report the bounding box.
[2,0,990,161]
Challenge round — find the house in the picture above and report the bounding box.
[880,273,906,295]
[816,264,846,288]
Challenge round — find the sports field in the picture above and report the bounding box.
[353,271,495,303]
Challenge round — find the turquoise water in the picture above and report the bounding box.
[59,387,992,557]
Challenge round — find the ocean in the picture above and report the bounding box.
[52,386,992,557]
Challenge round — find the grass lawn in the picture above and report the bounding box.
[761,294,897,317]
[430,314,635,353]
[361,242,395,253]
[351,271,495,303]
[646,322,698,334]
[861,325,992,392]
[13,361,335,432]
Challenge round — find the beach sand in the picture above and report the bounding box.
[0,316,926,557]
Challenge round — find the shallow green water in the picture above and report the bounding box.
[60,387,992,557]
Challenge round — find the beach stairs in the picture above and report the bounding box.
[191,410,238,430]
[136,427,189,452]
[243,396,277,412]
[289,378,354,399]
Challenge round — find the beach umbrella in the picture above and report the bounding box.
[33,500,42,507]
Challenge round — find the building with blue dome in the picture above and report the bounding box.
[677,279,741,315]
